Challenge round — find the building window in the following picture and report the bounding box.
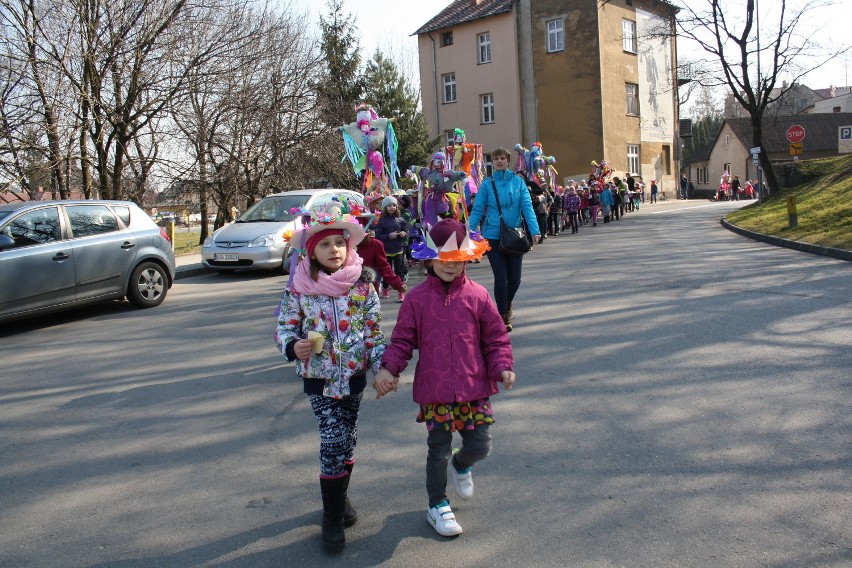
[442,73,457,103]
[622,19,637,53]
[444,130,455,146]
[484,153,493,178]
[725,134,730,145]
[627,145,640,176]
[546,18,564,53]
[626,83,639,115]
[723,162,732,175]
[478,32,491,64]
[441,31,453,47]
[663,145,672,175]
[481,93,495,124]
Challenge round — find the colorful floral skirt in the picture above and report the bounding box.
[417,398,494,431]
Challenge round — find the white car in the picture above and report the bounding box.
[201,189,364,274]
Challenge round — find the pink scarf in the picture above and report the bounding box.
[291,251,364,297]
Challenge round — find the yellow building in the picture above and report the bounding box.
[416,0,680,189]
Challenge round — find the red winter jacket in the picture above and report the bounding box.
[356,236,404,291]
[381,272,513,404]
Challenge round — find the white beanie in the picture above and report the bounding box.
[381,196,398,209]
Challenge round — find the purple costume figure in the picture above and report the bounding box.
[408,151,466,226]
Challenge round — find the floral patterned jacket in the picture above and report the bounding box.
[275,280,385,399]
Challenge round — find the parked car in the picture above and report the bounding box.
[201,189,364,274]
[0,200,176,323]
[156,215,188,227]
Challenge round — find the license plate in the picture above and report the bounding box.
[214,253,239,261]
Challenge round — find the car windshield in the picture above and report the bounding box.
[237,195,308,223]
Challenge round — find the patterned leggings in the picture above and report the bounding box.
[309,392,362,477]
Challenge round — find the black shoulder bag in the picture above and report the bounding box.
[490,179,533,256]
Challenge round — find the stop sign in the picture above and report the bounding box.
[787,125,806,143]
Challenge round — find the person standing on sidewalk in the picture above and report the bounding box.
[374,219,516,538]
[274,202,385,552]
[467,147,539,331]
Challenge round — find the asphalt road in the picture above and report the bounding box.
[1,201,850,568]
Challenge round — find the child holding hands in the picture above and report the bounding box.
[274,201,385,552]
[374,219,516,537]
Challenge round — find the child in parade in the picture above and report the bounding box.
[579,185,590,224]
[355,212,406,299]
[373,219,516,537]
[547,185,562,236]
[599,182,614,223]
[375,196,409,301]
[587,183,601,226]
[274,202,386,551]
[564,185,581,234]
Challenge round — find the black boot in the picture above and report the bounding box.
[320,476,347,551]
[342,461,357,527]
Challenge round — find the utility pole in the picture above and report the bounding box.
[756,0,765,204]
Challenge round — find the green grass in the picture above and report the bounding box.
[726,153,852,251]
[168,227,203,255]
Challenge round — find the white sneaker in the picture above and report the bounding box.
[426,500,463,536]
[449,449,474,499]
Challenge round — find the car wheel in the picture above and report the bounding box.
[127,261,168,308]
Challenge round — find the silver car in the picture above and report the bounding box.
[0,200,176,323]
[201,189,364,273]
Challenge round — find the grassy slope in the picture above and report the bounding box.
[726,153,852,251]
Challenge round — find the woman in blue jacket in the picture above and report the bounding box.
[467,147,540,331]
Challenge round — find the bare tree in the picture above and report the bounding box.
[674,0,851,195]
[0,0,76,198]
[170,4,325,239]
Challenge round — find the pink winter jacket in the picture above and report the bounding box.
[381,272,514,404]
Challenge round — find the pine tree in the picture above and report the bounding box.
[305,0,368,188]
[316,0,366,128]
[363,50,438,181]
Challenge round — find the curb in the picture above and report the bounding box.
[721,219,852,262]
[174,265,212,281]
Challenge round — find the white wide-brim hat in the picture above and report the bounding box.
[287,202,366,253]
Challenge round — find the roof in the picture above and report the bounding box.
[413,0,518,36]
[0,190,86,203]
[724,113,852,153]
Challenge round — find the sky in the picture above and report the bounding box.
[288,0,851,110]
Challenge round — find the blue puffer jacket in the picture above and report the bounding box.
[468,169,540,240]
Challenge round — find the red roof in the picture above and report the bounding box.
[0,190,87,203]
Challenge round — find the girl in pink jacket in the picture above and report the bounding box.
[374,219,516,538]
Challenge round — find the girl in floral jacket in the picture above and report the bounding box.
[274,202,385,551]
[374,219,516,538]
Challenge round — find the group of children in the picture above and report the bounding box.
[533,176,649,236]
[274,201,514,551]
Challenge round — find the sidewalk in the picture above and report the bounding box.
[174,252,209,280]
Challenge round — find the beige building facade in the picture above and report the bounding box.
[415,0,680,189]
